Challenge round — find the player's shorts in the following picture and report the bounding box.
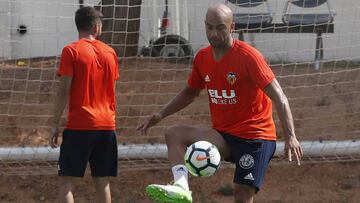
[220,132,276,192]
[58,129,118,177]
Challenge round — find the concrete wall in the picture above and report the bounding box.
[187,0,360,62]
[139,0,360,63]
[0,0,78,59]
[1,0,360,62]
[0,1,11,59]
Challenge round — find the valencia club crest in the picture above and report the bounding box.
[227,72,236,85]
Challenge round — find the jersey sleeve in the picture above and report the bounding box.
[246,48,275,89]
[187,54,205,89]
[57,46,76,77]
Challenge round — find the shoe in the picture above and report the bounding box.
[145,183,192,203]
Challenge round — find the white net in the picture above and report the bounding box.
[0,0,360,175]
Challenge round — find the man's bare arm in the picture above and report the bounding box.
[49,76,72,148]
[137,85,201,135]
[264,79,303,165]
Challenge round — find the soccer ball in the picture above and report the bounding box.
[184,141,221,177]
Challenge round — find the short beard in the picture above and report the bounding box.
[208,36,231,50]
[209,41,228,49]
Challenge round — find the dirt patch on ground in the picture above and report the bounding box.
[1,162,360,203]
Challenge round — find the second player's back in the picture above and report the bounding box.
[71,39,117,70]
[63,38,119,130]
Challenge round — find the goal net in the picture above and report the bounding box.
[0,0,360,175]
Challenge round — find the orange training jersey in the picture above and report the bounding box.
[58,38,119,130]
[188,40,276,140]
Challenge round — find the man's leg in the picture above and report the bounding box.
[229,138,276,203]
[90,130,117,203]
[164,125,230,166]
[234,184,256,203]
[57,130,91,203]
[146,125,230,202]
[93,177,111,203]
[165,125,230,190]
[58,176,77,203]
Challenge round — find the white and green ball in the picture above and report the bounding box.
[184,141,221,177]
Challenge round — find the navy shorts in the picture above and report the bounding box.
[221,133,276,191]
[58,129,118,177]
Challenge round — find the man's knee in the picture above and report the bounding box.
[59,176,75,188]
[234,184,256,203]
[58,176,76,198]
[165,125,189,143]
[93,177,110,191]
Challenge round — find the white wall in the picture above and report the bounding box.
[0,1,11,59]
[245,0,360,63]
[139,0,360,62]
[0,0,78,59]
[185,0,360,63]
[1,0,360,62]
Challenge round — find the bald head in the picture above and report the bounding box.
[205,4,234,49]
[206,4,233,25]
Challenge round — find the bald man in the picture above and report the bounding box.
[137,4,303,203]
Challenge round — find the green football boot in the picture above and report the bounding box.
[145,183,192,203]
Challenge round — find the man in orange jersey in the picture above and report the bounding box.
[49,6,119,203]
[137,4,303,203]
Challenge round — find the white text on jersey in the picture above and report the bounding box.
[207,89,237,105]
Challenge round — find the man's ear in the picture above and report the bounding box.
[92,24,98,35]
[230,22,235,33]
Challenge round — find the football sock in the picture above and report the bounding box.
[171,164,189,191]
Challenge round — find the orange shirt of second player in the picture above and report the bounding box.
[58,38,119,130]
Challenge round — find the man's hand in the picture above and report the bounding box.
[136,113,162,135]
[284,135,303,166]
[49,127,60,149]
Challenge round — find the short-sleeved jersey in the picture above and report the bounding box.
[188,40,276,140]
[58,38,119,130]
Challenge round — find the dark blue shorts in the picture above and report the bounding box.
[58,129,118,177]
[221,133,276,191]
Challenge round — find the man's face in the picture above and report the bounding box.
[205,14,233,49]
